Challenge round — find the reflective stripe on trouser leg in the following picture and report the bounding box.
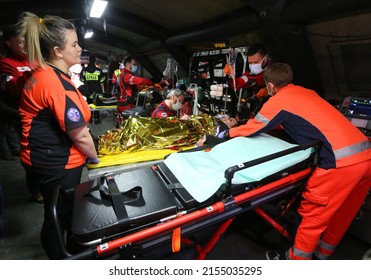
[314,159,371,260]
[291,160,371,260]
[288,247,312,260]
[314,240,336,260]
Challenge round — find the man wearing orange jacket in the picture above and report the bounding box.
[213,63,371,260]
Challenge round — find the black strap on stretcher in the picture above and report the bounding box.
[84,173,144,223]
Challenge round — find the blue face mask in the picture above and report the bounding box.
[131,65,138,73]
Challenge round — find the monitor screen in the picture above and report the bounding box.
[345,97,371,119]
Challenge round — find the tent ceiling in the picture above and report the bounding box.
[1,0,371,79]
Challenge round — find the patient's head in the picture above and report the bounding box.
[219,115,238,128]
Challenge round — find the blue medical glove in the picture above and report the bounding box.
[217,130,228,139]
[86,157,99,164]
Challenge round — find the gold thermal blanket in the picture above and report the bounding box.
[88,114,215,169]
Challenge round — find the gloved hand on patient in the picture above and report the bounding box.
[195,130,230,148]
[86,157,99,164]
[217,130,228,139]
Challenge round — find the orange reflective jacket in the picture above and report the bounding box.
[229,84,371,168]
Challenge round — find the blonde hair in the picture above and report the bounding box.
[17,12,76,69]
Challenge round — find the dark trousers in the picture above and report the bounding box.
[22,163,84,259]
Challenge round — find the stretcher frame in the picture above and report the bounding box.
[51,140,320,260]
[89,106,117,125]
[87,159,163,180]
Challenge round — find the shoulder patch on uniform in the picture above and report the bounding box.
[67,108,81,122]
[161,112,168,117]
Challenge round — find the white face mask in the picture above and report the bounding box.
[249,55,269,75]
[172,97,182,111]
[131,65,138,72]
[249,63,264,75]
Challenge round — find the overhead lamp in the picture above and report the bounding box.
[84,29,94,39]
[89,0,108,18]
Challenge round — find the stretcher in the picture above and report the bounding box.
[89,104,117,125]
[86,146,194,180]
[51,135,320,260]
[87,159,163,180]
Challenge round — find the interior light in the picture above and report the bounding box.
[84,30,94,39]
[89,0,108,18]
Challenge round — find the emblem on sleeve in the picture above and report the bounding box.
[161,112,168,117]
[67,108,81,122]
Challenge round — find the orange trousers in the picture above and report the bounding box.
[288,159,371,260]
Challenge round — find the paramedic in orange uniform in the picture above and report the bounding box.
[18,12,98,259]
[224,43,271,119]
[117,56,154,113]
[212,63,371,260]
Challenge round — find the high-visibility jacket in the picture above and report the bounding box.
[229,84,371,168]
[19,65,91,169]
[111,68,122,85]
[80,64,106,95]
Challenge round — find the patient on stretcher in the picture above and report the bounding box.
[196,114,240,147]
[97,114,216,155]
[97,114,240,155]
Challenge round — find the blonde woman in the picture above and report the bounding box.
[17,12,97,259]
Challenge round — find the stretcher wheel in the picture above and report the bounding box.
[277,200,289,212]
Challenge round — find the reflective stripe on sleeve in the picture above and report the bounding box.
[334,140,370,160]
[255,112,270,125]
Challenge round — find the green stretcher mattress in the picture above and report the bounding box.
[163,134,313,202]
